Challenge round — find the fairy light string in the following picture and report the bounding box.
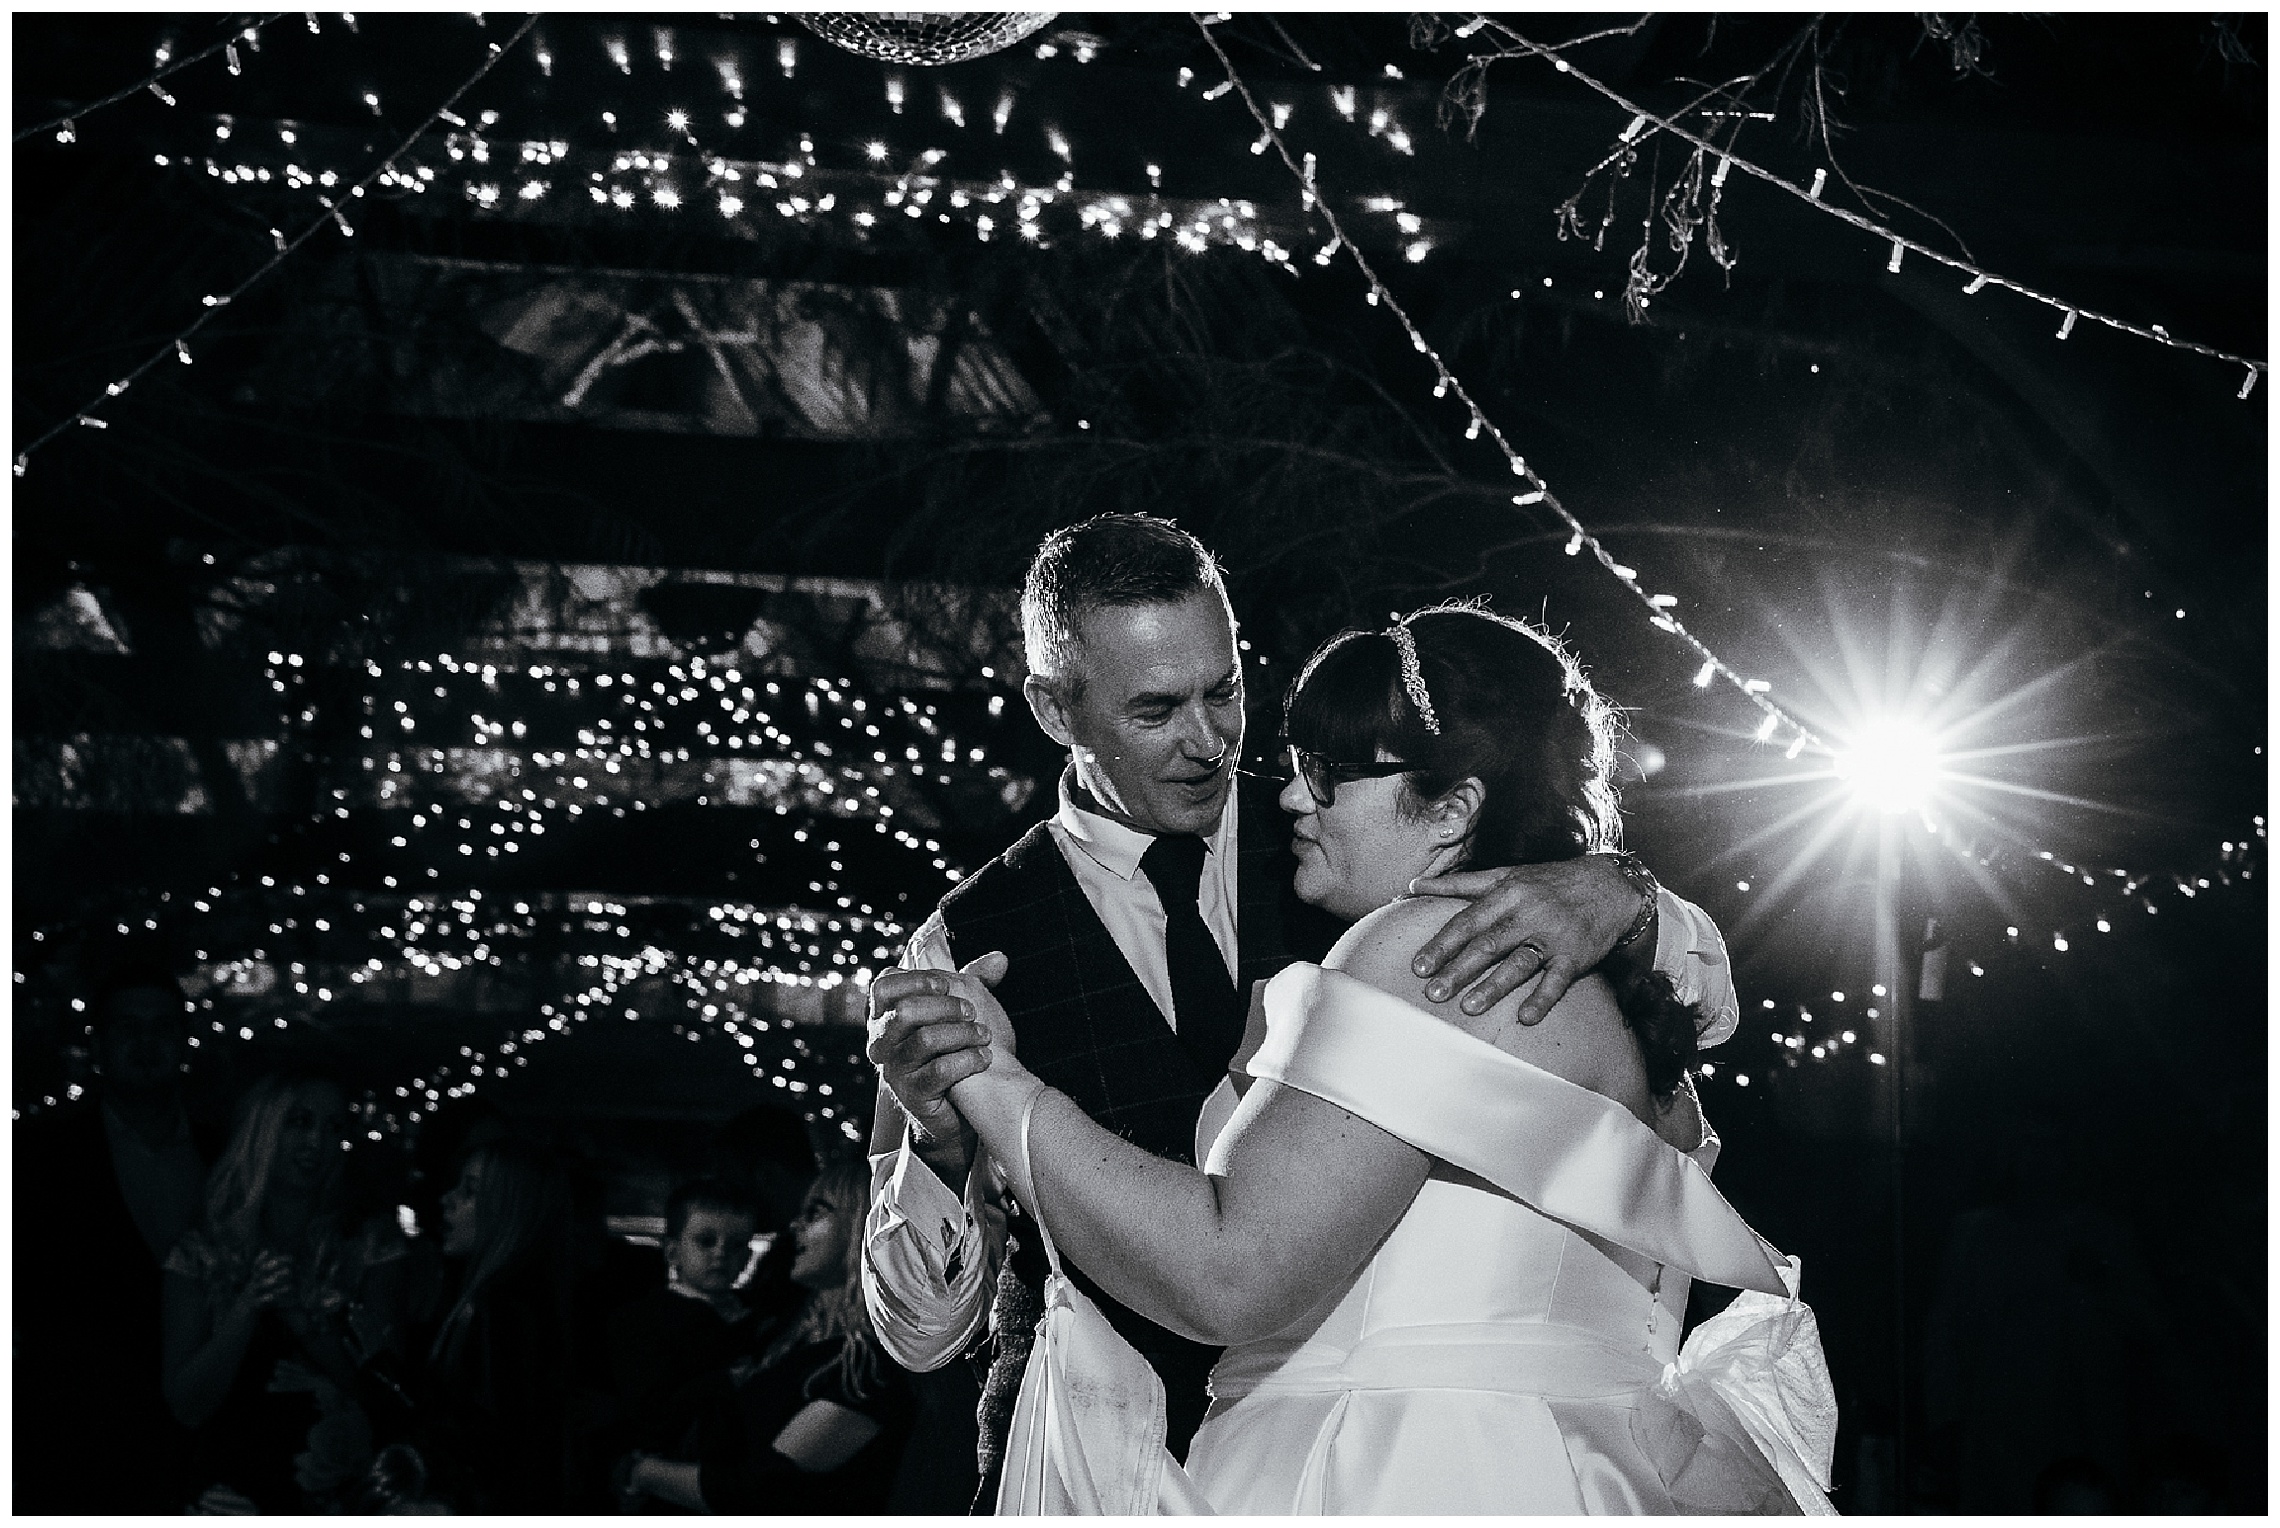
[11,577,2258,1123]
[1190,18,2258,896]
[1465,16,2267,398]
[21,810,2256,1117]
[13,13,293,145]
[22,14,2261,481]
[1191,13,1825,754]
[12,13,542,479]
[14,598,1012,1132]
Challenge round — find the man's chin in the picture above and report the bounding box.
[1158,777,1231,831]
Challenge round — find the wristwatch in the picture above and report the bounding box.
[1604,850,1660,951]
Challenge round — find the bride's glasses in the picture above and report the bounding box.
[1286,744,1417,808]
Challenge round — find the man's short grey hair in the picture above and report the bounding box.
[1021,514,1230,697]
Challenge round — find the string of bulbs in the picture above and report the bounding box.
[1186,15,2260,940]
[1195,15,1828,757]
[13,13,294,146]
[11,14,540,480]
[20,14,2257,484]
[1464,15,2267,397]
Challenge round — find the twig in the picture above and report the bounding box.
[1472,17,2265,384]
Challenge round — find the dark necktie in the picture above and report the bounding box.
[1138,833,1246,1081]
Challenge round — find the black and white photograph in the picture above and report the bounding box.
[12,10,2264,1516]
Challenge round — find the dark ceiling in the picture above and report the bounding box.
[13,9,2267,1061]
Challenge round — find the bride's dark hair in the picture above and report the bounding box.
[1283,602,1700,1096]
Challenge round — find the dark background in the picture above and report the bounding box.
[14,12,2265,1512]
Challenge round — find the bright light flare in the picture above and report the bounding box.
[1833,719,1944,814]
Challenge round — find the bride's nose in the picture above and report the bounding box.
[1277,772,1314,816]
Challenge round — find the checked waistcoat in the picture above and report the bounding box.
[936,771,1342,1505]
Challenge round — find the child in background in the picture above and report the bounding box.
[608,1179,766,1469]
[616,1159,913,1514]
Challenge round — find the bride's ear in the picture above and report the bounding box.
[1427,776,1486,841]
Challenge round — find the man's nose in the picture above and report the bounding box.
[1171,703,1221,758]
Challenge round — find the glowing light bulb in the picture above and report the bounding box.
[1833,719,1943,813]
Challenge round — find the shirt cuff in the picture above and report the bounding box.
[1654,887,1741,1049]
[860,1136,992,1370]
[882,1136,974,1241]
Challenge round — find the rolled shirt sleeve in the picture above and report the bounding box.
[862,1141,1001,1370]
[858,911,1008,1371]
[1653,887,1741,1048]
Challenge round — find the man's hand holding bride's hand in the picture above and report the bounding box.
[866,954,1022,1140]
[867,961,998,1166]
[1407,856,1651,1025]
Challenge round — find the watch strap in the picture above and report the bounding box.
[1605,850,1660,951]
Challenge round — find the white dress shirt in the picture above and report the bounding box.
[860,770,1739,1371]
[862,771,1240,1368]
[902,769,1240,1026]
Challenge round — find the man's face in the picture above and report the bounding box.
[1027,590,1245,838]
[97,987,188,1096]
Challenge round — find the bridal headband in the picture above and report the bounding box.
[1385,621,1441,735]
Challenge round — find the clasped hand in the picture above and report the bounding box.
[865,952,1024,1147]
[230,1250,295,1325]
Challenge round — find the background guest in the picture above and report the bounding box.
[415,1138,580,1512]
[608,1176,766,1472]
[617,1156,912,1514]
[13,940,217,1512]
[1922,1108,2181,1512]
[161,1070,407,1512]
[703,1105,818,1333]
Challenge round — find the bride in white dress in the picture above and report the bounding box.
[940,604,1836,1514]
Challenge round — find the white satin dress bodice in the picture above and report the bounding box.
[1181,964,1834,1515]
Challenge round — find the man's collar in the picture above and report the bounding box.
[1054,764,1238,882]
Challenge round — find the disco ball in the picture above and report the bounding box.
[800,12,1058,68]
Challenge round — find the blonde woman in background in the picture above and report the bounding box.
[162,1072,406,1512]
[417,1138,579,1512]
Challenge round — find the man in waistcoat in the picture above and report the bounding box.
[859,514,1738,1509]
